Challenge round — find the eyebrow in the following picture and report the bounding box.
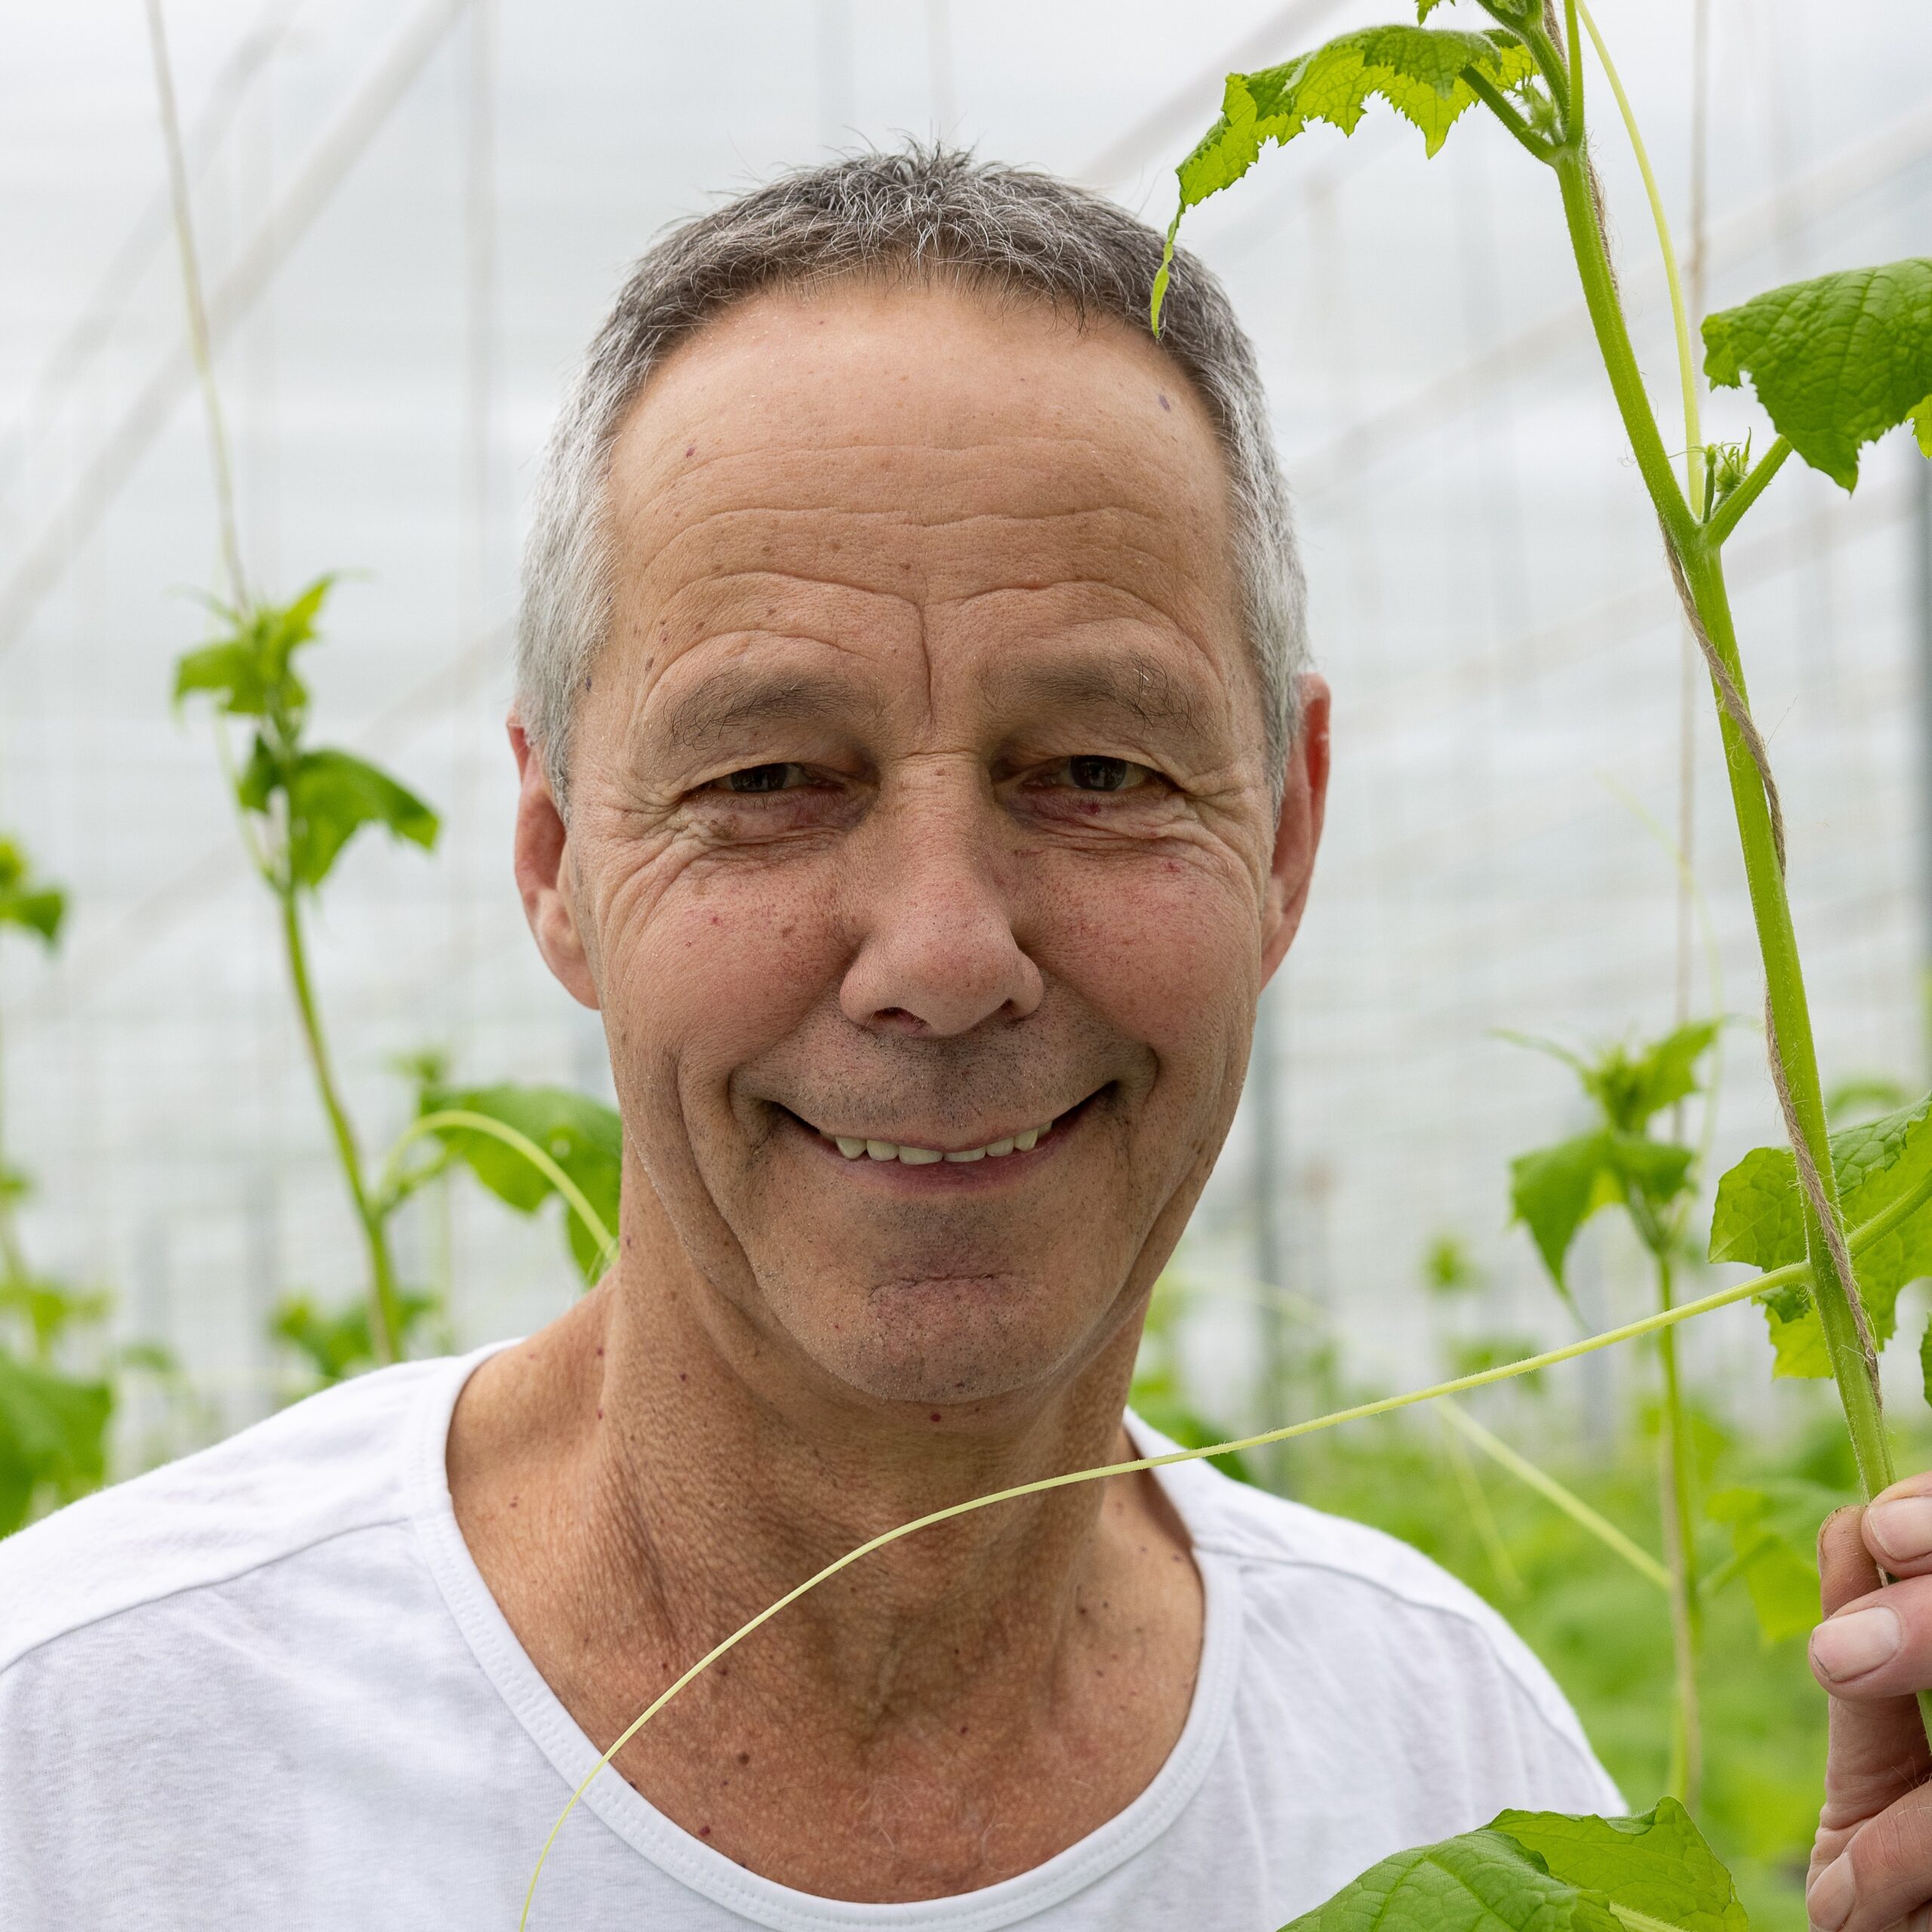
[655,665,879,752]
[977,651,1217,741]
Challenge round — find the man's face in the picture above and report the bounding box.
[518,279,1327,1414]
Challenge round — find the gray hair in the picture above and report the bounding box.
[517,143,1307,808]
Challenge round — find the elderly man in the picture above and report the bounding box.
[15,142,1858,1929]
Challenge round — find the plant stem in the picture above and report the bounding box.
[1704,435,1792,547]
[1553,152,1694,549]
[1439,1395,1670,1592]
[1550,139,1897,1504]
[1437,1406,1527,1599]
[1677,544,1894,1500]
[1576,0,1703,515]
[278,888,401,1364]
[1652,1246,1703,1811]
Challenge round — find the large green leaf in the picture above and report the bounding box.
[1709,1094,1932,1374]
[285,748,439,890]
[1284,1801,1738,1932]
[1702,259,1932,489]
[1154,24,1537,324]
[426,1084,623,1282]
[0,838,65,947]
[1490,1800,1746,1932]
[1511,1131,1693,1291]
[0,1352,112,1537]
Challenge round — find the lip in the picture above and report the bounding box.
[780,1088,1106,1183]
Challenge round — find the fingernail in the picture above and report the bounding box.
[1869,1495,1932,1562]
[1807,1851,1855,1931]
[1811,1604,1903,1681]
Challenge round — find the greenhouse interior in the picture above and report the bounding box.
[5,0,1932,1924]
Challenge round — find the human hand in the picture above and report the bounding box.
[1807,1478,1932,1932]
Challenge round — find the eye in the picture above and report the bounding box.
[1062,755,1152,793]
[714,763,810,795]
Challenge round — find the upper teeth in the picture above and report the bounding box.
[822,1121,1054,1163]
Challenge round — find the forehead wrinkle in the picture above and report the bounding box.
[654,660,891,753]
[974,646,1219,743]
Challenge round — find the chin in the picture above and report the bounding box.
[786,1272,1103,1411]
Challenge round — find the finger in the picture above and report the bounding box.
[1805,1780,1932,1932]
[1864,1472,1932,1580]
[1815,1508,1931,1829]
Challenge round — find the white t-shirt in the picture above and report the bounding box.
[0,1346,1620,1930]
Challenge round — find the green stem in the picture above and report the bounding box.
[1436,1405,1527,1599]
[1677,544,1894,1499]
[1438,1395,1670,1592]
[376,1109,617,1274]
[1554,151,1695,548]
[1653,1246,1703,1811]
[278,889,401,1364]
[1575,0,1704,514]
[1551,128,1895,1505]
[1463,71,1555,164]
[1704,435,1792,547]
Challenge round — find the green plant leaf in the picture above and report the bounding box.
[1511,1131,1693,1291]
[426,1084,623,1283]
[0,838,66,947]
[1708,1481,1836,1644]
[1283,1801,1737,1932]
[1282,1827,1622,1932]
[1154,25,1537,325]
[1702,259,1932,489]
[0,1352,112,1537]
[172,574,334,720]
[1709,1094,1932,1373]
[1611,1022,1720,1133]
[285,749,439,890]
[1489,1798,1746,1932]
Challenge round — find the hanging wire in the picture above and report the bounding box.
[145,0,248,610]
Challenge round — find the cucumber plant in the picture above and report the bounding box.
[174,586,624,1377]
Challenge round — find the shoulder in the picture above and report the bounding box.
[1131,1414,1620,1807]
[0,1352,471,1677]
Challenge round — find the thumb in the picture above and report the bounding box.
[1816,1503,1930,1841]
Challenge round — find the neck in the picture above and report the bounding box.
[452,1235,1157,1740]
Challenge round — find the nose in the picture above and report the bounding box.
[838,764,1044,1037]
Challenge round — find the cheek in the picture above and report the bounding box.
[1028,851,1260,1069]
[606,864,844,1096]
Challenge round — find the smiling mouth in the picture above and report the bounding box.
[786,1088,1106,1166]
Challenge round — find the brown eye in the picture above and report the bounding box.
[721,763,804,794]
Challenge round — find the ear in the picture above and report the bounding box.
[1260,675,1331,985]
[510,717,599,1011]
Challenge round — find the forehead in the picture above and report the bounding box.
[595,276,1253,737]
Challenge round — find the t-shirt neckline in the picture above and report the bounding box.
[405,1344,1244,1932]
